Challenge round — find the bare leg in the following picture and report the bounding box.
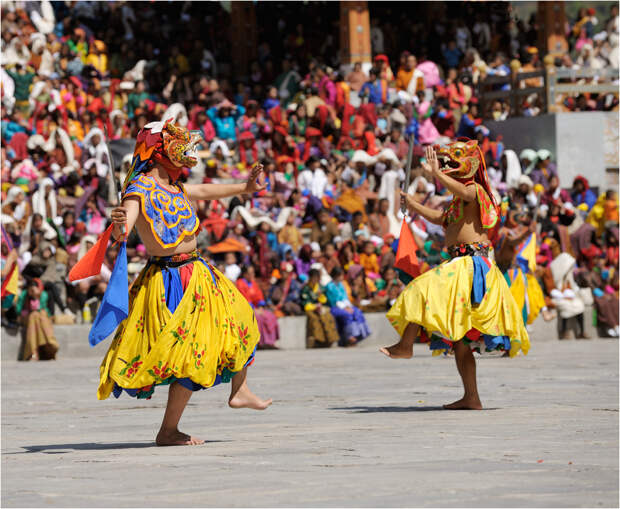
[380,323,419,359]
[443,340,483,410]
[156,382,205,446]
[228,366,272,410]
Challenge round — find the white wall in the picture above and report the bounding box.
[555,111,618,191]
[488,111,619,191]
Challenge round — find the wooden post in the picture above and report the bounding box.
[340,1,371,71]
[544,55,556,113]
[510,69,518,117]
[537,1,568,56]
[230,1,257,79]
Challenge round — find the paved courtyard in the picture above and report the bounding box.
[2,339,618,507]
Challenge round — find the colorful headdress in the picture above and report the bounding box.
[122,120,202,194]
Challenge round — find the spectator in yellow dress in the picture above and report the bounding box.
[85,40,108,76]
[15,279,59,361]
[359,240,380,276]
[300,269,339,348]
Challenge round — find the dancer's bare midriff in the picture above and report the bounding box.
[443,200,490,247]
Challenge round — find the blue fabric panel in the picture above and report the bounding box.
[161,266,183,314]
[429,338,451,352]
[471,256,490,305]
[482,334,511,352]
[89,242,129,346]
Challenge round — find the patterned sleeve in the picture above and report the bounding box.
[122,181,145,213]
[474,183,499,229]
[123,180,144,200]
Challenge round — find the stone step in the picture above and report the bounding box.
[1,307,601,361]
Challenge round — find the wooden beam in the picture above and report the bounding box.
[555,68,620,80]
[340,1,371,66]
[554,84,620,94]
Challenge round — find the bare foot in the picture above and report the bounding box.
[379,341,413,359]
[443,397,483,410]
[156,428,205,446]
[229,386,272,410]
[346,336,357,347]
[542,308,556,322]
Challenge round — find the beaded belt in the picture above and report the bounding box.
[150,250,200,269]
[447,242,491,259]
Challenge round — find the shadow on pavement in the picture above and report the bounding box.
[9,440,229,454]
[330,406,499,413]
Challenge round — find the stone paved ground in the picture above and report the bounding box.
[2,339,618,507]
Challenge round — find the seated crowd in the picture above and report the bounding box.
[1,1,618,359]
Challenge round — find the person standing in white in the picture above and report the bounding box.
[298,156,328,199]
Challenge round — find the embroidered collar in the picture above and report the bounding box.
[124,174,198,249]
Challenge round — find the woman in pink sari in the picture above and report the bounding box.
[415,91,440,145]
[74,183,108,236]
[83,196,106,235]
[236,265,280,349]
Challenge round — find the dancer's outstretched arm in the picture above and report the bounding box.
[400,191,444,225]
[422,146,477,203]
[185,163,266,201]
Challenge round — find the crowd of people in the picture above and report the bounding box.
[1,1,618,359]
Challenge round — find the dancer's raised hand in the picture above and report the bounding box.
[245,163,267,194]
[421,145,440,176]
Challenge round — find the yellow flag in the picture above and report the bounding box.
[1,263,18,297]
[516,233,537,274]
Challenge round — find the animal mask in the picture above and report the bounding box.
[161,122,202,169]
[123,120,203,192]
[434,139,481,181]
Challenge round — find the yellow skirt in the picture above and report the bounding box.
[97,257,260,400]
[505,268,546,325]
[386,255,530,357]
